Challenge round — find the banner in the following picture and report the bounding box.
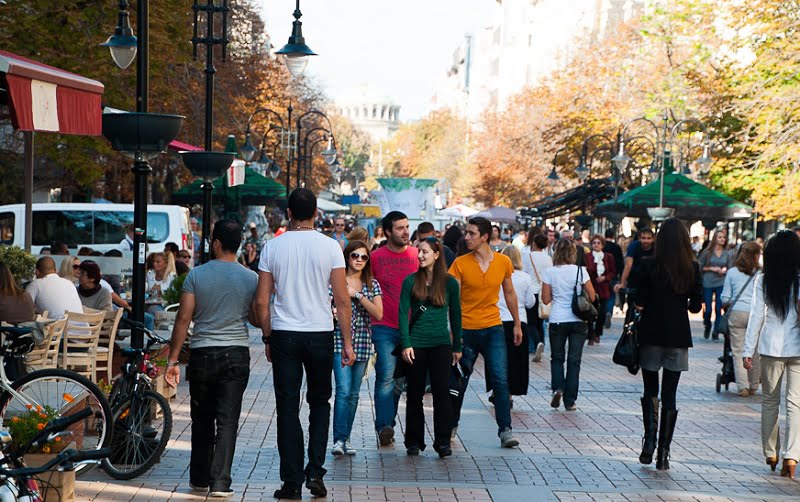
[373,178,438,218]
[227,159,246,187]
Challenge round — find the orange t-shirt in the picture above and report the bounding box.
[448,252,513,330]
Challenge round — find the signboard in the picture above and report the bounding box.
[227,159,246,187]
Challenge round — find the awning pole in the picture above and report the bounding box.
[23,131,33,252]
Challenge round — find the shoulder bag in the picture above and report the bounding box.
[717,273,755,335]
[571,266,597,322]
[613,309,641,375]
[529,252,551,320]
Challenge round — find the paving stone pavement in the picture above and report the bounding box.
[77,314,800,501]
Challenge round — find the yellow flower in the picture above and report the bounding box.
[41,446,50,454]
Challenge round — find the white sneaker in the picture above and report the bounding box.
[331,440,345,456]
[344,440,357,455]
[189,483,208,493]
[533,343,544,363]
[451,426,458,439]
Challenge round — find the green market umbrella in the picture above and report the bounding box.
[595,173,753,221]
[171,167,285,206]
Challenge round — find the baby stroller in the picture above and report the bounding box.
[716,327,735,392]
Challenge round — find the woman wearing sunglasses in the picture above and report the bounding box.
[399,237,462,458]
[329,240,383,457]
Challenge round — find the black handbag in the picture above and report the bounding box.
[717,273,755,335]
[613,310,640,375]
[571,266,598,322]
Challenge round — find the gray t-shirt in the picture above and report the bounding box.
[699,249,733,289]
[182,260,258,349]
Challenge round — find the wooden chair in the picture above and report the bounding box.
[25,318,66,371]
[96,309,123,384]
[59,311,105,382]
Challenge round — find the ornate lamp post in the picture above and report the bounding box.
[102,0,185,349]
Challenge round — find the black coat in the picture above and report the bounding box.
[633,258,703,348]
[603,241,624,280]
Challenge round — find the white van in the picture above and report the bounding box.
[0,203,194,255]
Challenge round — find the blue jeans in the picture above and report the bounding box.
[371,325,401,431]
[549,322,588,407]
[456,325,512,434]
[332,356,368,443]
[703,285,724,331]
[606,280,619,316]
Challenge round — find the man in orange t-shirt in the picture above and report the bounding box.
[448,216,522,448]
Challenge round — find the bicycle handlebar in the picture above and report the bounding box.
[0,448,111,477]
[14,407,94,459]
[119,317,169,344]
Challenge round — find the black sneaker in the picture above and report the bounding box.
[406,445,420,456]
[273,484,301,500]
[434,444,452,458]
[378,425,395,446]
[306,478,327,497]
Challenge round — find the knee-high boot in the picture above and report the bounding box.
[639,397,658,464]
[656,409,678,470]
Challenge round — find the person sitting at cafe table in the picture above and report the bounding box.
[77,261,112,312]
[146,252,176,312]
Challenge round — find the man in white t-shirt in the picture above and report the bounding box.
[25,257,82,319]
[255,188,354,500]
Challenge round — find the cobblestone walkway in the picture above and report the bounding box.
[78,315,800,501]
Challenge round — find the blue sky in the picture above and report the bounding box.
[257,0,491,120]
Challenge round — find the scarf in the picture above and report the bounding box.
[592,251,605,277]
[78,283,102,298]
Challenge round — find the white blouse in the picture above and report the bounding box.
[498,270,536,323]
[743,274,800,358]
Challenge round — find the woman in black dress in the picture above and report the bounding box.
[633,218,702,471]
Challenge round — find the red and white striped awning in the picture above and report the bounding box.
[0,50,104,135]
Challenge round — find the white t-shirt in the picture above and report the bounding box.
[258,230,346,332]
[499,270,536,322]
[25,273,83,319]
[541,264,590,324]
[521,248,553,294]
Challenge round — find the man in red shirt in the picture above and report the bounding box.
[370,211,419,446]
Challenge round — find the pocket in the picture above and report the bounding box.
[225,349,251,379]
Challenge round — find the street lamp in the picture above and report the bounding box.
[275,0,317,77]
[321,137,337,166]
[102,0,185,349]
[547,146,571,187]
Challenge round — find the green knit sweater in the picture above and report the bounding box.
[397,273,462,352]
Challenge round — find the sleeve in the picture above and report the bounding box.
[331,240,346,269]
[99,289,113,311]
[726,250,734,269]
[743,274,764,358]
[524,276,536,309]
[688,261,703,313]
[625,241,639,258]
[541,267,552,286]
[257,241,271,273]
[698,249,709,269]
[605,253,616,280]
[720,270,733,304]
[504,258,513,281]
[448,258,462,282]
[398,276,413,350]
[580,266,590,285]
[370,278,382,298]
[448,277,462,352]
[25,281,38,304]
[182,270,196,295]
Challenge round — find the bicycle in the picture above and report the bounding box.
[100,318,172,480]
[0,406,111,501]
[0,325,112,476]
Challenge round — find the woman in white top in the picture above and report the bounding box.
[521,231,553,362]
[541,239,595,411]
[743,230,800,478]
[488,246,536,404]
[145,252,177,312]
[721,241,761,396]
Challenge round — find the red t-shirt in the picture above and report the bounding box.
[370,245,419,329]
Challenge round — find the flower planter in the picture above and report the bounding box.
[24,453,75,501]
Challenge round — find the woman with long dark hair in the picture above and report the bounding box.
[0,262,34,324]
[633,218,702,471]
[698,229,734,340]
[743,230,800,478]
[398,237,462,458]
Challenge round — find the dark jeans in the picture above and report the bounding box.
[549,322,588,407]
[642,369,681,410]
[270,330,334,488]
[526,294,545,351]
[455,325,512,434]
[404,344,453,450]
[588,298,606,339]
[188,346,250,492]
[703,285,724,331]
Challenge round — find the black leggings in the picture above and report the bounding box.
[642,369,681,411]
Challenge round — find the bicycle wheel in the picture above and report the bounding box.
[101,390,172,480]
[1,368,112,476]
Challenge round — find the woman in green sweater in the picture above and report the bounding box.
[399,236,462,458]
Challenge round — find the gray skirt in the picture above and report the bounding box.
[639,345,689,372]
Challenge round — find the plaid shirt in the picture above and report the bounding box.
[331,279,382,361]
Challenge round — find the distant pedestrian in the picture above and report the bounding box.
[489,225,507,252]
[370,211,418,446]
[521,231,552,361]
[449,216,521,448]
[164,219,259,498]
[245,222,264,254]
[602,228,624,327]
[585,235,616,344]
[330,240,383,457]
[615,228,655,314]
[743,230,800,478]
[698,229,734,340]
[332,217,349,249]
[117,224,135,252]
[416,222,455,267]
[255,189,354,500]
[398,237,462,458]
[541,239,595,411]
[632,218,702,471]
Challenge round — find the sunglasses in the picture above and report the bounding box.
[72,265,80,270]
[350,252,369,261]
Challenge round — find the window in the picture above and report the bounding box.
[0,212,14,245]
[32,211,92,246]
[93,211,169,244]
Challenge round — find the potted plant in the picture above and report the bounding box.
[0,245,36,286]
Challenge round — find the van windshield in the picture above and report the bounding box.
[32,210,169,246]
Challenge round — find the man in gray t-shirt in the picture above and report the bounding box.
[165,220,258,498]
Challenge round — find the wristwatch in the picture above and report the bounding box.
[262,334,271,344]
[355,292,363,301]
[167,361,179,368]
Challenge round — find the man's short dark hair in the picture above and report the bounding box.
[605,228,615,239]
[288,188,317,221]
[639,228,655,237]
[104,249,123,257]
[212,219,242,254]
[50,241,69,255]
[417,221,435,236]
[382,211,408,234]
[164,242,179,254]
[467,216,492,239]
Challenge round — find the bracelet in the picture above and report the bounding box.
[167,361,179,368]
